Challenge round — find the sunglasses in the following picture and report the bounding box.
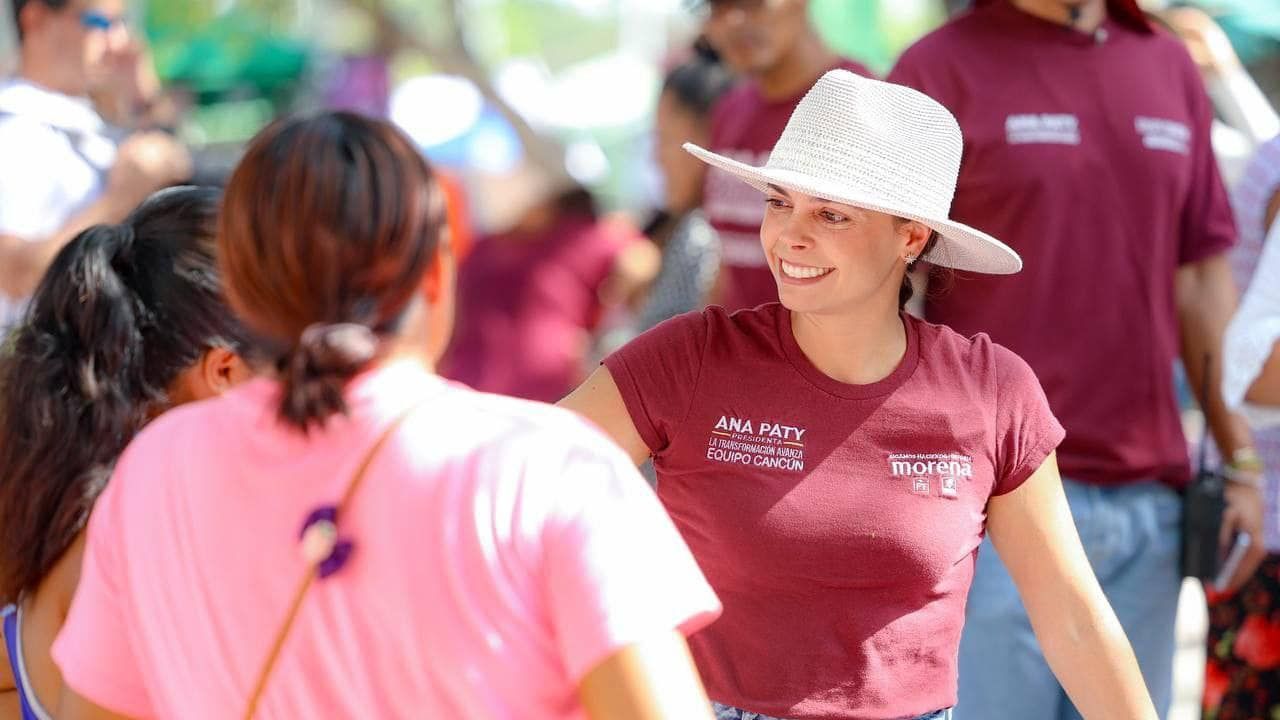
[702,0,767,10]
[79,9,126,31]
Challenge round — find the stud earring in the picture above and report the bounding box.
[904,254,917,264]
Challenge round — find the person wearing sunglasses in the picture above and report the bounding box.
[0,0,191,335]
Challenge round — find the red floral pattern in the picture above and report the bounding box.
[1204,555,1280,720]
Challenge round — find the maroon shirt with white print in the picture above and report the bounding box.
[888,0,1236,488]
[604,304,1063,719]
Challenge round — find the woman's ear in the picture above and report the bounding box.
[422,234,456,304]
[198,347,252,397]
[902,220,933,259]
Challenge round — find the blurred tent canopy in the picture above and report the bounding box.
[146,3,311,103]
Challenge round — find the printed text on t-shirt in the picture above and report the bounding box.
[706,415,806,473]
[1005,114,1081,146]
[1134,116,1190,155]
[887,453,974,499]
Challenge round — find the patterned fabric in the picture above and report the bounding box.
[1201,135,1280,720]
[1204,555,1280,720]
[1227,135,1280,553]
[632,211,720,333]
[712,702,953,720]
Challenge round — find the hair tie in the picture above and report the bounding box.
[292,322,379,377]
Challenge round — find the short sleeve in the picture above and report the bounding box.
[992,344,1066,496]
[1177,52,1237,265]
[50,451,154,718]
[602,310,709,454]
[1224,217,1280,427]
[541,435,721,683]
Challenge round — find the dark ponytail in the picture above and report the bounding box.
[0,186,250,603]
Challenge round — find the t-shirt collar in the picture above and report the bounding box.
[750,59,866,109]
[777,305,921,400]
[987,0,1122,47]
[228,357,449,432]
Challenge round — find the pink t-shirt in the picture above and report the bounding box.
[604,305,1064,719]
[704,59,873,313]
[441,212,641,402]
[887,0,1236,488]
[52,360,720,720]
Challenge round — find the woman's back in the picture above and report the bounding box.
[52,360,718,719]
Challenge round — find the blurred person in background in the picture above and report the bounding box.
[441,165,659,403]
[625,43,734,337]
[1153,5,1280,186]
[696,0,873,312]
[0,0,190,332]
[51,112,721,720]
[1213,133,1280,719]
[889,1,1263,717]
[0,187,254,720]
[1151,7,1280,717]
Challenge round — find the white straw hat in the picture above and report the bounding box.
[684,70,1022,275]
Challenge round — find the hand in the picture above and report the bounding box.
[1218,478,1267,592]
[107,132,193,206]
[1160,7,1242,75]
[92,36,164,128]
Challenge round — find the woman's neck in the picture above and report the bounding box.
[790,302,908,386]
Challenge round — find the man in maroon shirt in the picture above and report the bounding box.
[697,0,873,311]
[889,0,1264,717]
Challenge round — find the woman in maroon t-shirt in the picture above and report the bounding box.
[561,71,1157,720]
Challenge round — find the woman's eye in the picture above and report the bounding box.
[765,197,789,209]
[820,211,847,223]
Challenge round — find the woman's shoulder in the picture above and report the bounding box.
[110,382,277,493]
[912,316,1032,378]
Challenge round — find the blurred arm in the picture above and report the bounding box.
[579,630,714,720]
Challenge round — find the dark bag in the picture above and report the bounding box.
[1181,355,1227,580]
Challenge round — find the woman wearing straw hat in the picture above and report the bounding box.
[560,70,1157,720]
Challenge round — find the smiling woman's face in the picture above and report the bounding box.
[759,186,928,316]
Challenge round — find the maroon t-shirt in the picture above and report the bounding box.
[704,59,874,312]
[888,1,1236,487]
[604,304,1063,719]
[441,212,637,402]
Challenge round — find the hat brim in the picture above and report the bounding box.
[684,142,1022,275]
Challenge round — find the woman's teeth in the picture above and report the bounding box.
[780,260,833,280]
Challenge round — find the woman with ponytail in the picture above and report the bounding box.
[0,186,252,720]
[52,111,720,720]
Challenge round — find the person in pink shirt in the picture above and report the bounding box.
[51,112,721,720]
[562,70,1156,720]
[0,185,254,720]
